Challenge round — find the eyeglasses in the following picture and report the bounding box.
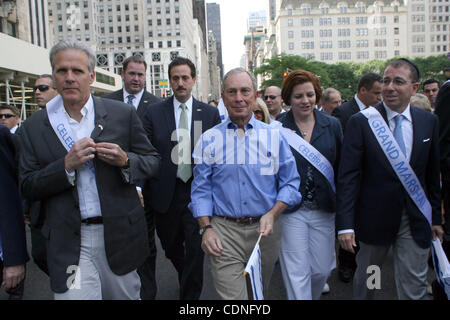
[264,95,280,101]
[382,78,409,87]
[0,114,16,119]
[34,84,50,92]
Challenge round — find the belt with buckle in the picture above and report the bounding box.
[81,216,103,225]
[216,215,261,225]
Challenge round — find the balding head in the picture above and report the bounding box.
[320,88,342,114]
[263,86,283,118]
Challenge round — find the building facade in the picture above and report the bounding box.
[49,0,209,100]
[0,0,120,120]
[206,2,224,78]
[266,0,449,64]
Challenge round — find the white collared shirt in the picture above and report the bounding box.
[64,95,102,220]
[123,89,144,110]
[384,103,413,163]
[10,125,18,134]
[354,94,368,111]
[173,96,193,133]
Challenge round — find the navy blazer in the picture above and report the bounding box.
[142,96,221,213]
[331,97,360,133]
[0,125,29,267]
[336,103,441,249]
[280,109,343,213]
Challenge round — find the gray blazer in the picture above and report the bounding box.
[19,96,161,293]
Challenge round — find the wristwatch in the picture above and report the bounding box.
[199,225,213,236]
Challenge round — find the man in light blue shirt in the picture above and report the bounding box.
[189,68,301,299]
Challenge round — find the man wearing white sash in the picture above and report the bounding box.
[19,41,161,299]
[336,58,444,300]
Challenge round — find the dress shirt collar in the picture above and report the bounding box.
[383,103,412,124]
[226,114,256,131]
[173,95,193,113]
[354,94,368,111]
[10,125,18,134]
[63,95,94,122]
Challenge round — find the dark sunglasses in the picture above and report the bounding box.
[264,95,280,100]
[34,84,50,92]
[0,114,16,119]
[253,110,263,115]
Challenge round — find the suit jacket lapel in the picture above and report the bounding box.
[310,109,328,145]
[409,107,422,166]
[42,114,67,159]
[136,91,149,119]
[191,98,204,150]
[91,97,107,140]
[164,96,177,147]
[376,103,389,124]
[351,98,360,114]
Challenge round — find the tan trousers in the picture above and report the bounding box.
[209,216,281,300]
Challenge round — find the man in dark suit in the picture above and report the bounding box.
[331,72,383,283]
[432,77,450,299]
[103,55,161,300]
[332,73,383,133]
[336,59,444,299]
[435,78,450,224]
[142,57,221,300]
[0,125,29,299]
[103,55,161,120]
[19,40,160,299]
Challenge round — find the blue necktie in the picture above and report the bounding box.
[126,94,135,105]
[393,114,406,157]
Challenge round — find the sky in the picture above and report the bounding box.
[206,0,268,73]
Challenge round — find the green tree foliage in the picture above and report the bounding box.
[254,54,449,101]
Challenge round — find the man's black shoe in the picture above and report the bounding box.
[338,266,354,283]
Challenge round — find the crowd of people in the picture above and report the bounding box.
[0,40,449,301]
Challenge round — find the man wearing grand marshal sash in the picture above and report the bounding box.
[19,41,160,299]
[336,58,444,300]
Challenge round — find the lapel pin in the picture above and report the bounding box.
[197,109,202,112]
[144,100,148,104]
[98,124,103,131]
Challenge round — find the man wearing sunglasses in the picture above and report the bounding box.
[0,105,20,134]
[34,75,58,109]
[263,86,284,122]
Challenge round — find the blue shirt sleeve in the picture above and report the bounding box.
[275,133,302,207]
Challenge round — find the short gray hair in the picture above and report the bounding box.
[222,68,257,93]
[49,40,96,73]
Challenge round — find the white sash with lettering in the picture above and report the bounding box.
[272,120,336,193]
[361,107,432,226]
[46,94,95,173]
